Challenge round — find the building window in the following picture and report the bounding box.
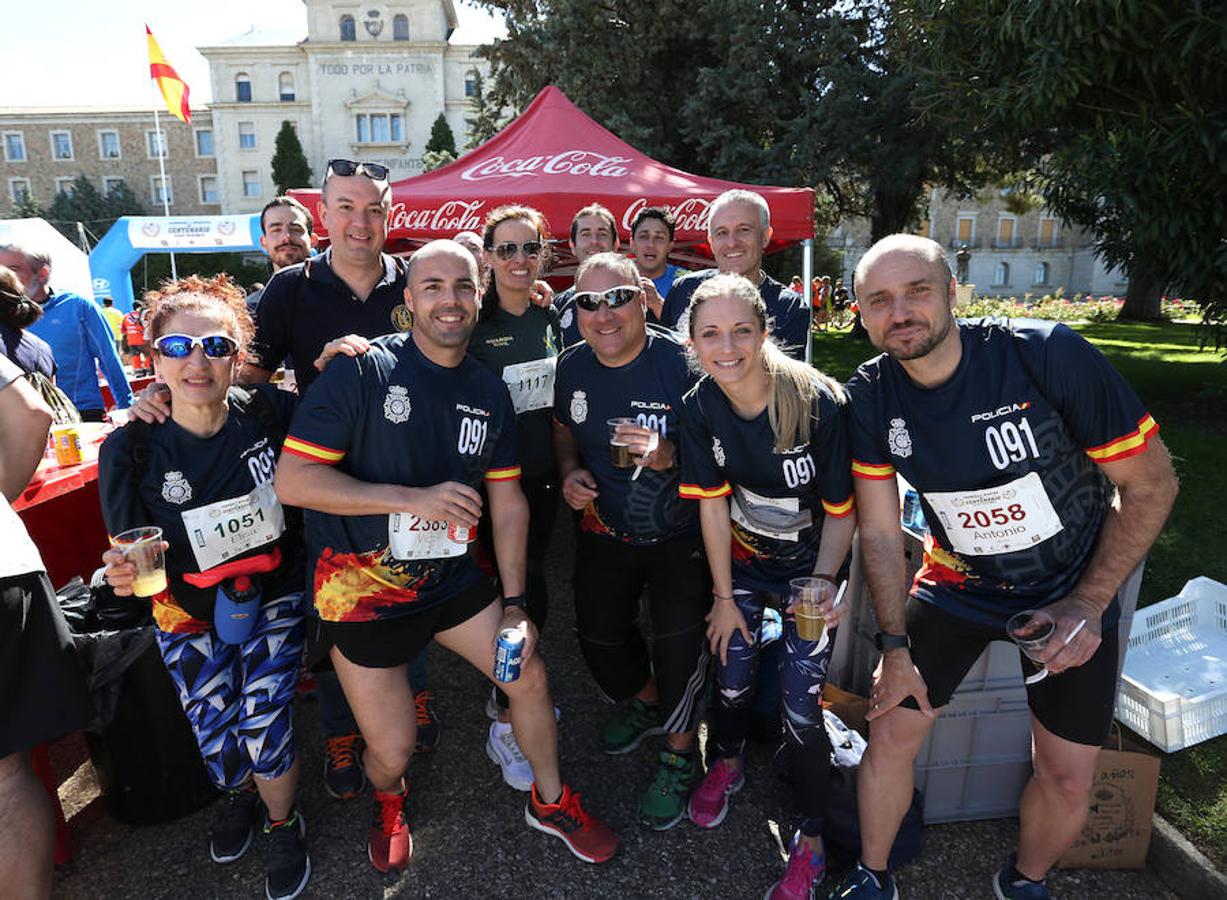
[102,176,124,195]
[464,71,478,98]
[199,175,220,204]
[355,112,403,143]
[242,170,261,198]
[236,73,252,102]
[279,72,296,102]
[238,122,257,150]
[996,214,1018,248]
[393,14,409,40]
[146,130,168,159]
[50,131,73,160]
[151,175,173,205]
[1034,262,1050,285]
[55,177,77,196]
[3,132,25,162]
[955,214,975,246]
[9,178,31,204]
[98,130,121,159]
[195,128,214,157]
[1038,216,1059,247]
[993,262,1010,287]
[340,15,356,41]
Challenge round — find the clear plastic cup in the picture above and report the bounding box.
[789,576,830,642]
[1006,608,1056,683]
[607,417,637,469]
[113,526,168,597]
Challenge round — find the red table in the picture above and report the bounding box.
[14,454,111,589]
[100,374,154,410]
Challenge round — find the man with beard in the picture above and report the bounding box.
[828,234,1178,900]
[275,240,618,873]
[246,197,316,315]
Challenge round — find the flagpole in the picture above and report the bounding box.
[151,103,177,279]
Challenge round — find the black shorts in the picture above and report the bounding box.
[1,571,93,757]
[901,597,1119,747]
[322,578,497,669]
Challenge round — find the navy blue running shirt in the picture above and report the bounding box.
[553,325,699,544]
[283,333,519,623]
[680,376,854,592]
[661,270,810,360]
[845,318,1158,627]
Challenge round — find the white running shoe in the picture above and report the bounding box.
[485,721,534,791]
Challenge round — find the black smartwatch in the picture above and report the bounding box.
[502,594,526,610]
[875,631,911,652]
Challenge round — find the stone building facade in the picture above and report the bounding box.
[0,107,219,218]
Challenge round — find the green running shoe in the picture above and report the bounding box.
[638,749,699,831]
[601,698,664,754]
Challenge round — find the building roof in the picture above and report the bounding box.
[201,27,306,49]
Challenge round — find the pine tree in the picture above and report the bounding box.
[271,121,313,195]
[464,70,503,150]
[425,113,457,156]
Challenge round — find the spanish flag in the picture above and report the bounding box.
[146,25,191,124]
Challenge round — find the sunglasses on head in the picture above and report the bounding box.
[154,333,239,359]
[489,240,543,261]
[324,158,390,183]
[573,285,641,312]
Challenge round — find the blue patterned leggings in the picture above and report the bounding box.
[710,587,834,835]
[156,592,306,791]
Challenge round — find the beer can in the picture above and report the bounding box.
[51,425,83,467]
[493,626,525,683]
[448,521,474,543]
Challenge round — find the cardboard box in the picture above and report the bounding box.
[824,683,869,738]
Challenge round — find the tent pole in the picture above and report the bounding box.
[802,238,814,365]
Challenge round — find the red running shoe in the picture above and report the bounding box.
[525,783,618,864]
[367,786,412,874]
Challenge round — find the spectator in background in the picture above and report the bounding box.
[121,301,151,376]
[100,296,123,348]
[0,242,132,420]
[0,266,55,378]
[629,207,680,314]
[247,197,315,315]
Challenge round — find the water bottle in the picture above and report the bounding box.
[902,488,928,535]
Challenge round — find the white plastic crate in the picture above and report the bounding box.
[1115,576,1227,752]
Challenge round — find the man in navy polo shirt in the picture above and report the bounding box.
[276,240,618,873]
[828,234,1179,900]
[659,190,810,360]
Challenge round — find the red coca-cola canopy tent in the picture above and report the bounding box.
[292,86,813,263]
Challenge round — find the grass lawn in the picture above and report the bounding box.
[810,319,1227,867]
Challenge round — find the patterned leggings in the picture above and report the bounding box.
[709,587,834,835]
[156,592,306,791]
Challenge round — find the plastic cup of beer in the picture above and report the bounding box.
[789,576,829,642]
[1006,608,1056,683]
[607,417,637,469]
[113,526,168,597]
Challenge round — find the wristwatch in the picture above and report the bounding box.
[875,631,911,652]
[502,594,526,610]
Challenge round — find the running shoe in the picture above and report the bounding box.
[826,862,899,899]
[525,783,618,864]
[993,853,1051,900]
[601,698,664,754]
[210,785,262,864]
[486,721,534,791]
[264,809,311,900]
[638,749,699,831]
[367,786,412,874]
[413,689,441,754]
[764,831,825,900]
[323,732,367,800]
[687,756,745,829]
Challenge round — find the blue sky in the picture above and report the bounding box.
[0,1,503,108]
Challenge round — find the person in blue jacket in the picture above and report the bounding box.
[0,242,132,420]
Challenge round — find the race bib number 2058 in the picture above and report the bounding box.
[924,471,1063,556]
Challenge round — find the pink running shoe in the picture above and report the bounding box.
[687,756,744,828]
[763,832,826,899]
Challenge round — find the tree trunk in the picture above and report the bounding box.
[1119,274,1164,321]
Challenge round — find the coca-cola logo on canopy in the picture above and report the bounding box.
[461,150,631,182]
[621,197,713,235]
[389,200,486,233]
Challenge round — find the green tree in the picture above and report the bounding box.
[102,179,146,222]
[271,121,313,195]
[897,1,1227,320]
[421,149,457,171]
[47,176,112,244]
[426,113,457,156]
[9,192,44,220]
[464,69,504,150]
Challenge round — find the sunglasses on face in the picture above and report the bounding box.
[573,285,641,312]
[324,158,390,183]
[489,240,543,261]
[153,333,239,359]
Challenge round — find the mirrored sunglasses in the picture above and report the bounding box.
[490,240,543,261]
[573,286,641,312]
[325,158,390,183]
[153,333,239,359]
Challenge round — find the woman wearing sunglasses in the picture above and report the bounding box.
[466,205,564,789]
[97,276,310,900]
[678,274,856,899]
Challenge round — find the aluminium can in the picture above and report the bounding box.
[493,626,525,683]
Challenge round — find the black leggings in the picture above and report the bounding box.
[572,530,712,734]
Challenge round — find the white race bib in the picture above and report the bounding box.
[388,513,468,561]
[924,471,1063,556]
[731,487,802,542]
[181,482,285,572]
[502,357,556,414]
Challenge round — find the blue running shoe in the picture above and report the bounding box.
[993,853,1051,900]
[827,863,898,900]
